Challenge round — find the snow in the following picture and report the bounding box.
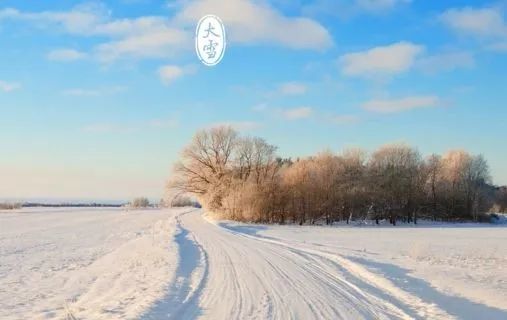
[0,207,189,319]
[218,221,507,319]
[1,208,506,319]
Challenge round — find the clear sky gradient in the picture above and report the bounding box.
[1,0,506,201]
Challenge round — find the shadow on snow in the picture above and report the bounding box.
[347,256,507,320]
[140,224,207,320]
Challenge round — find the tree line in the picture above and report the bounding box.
[168,126,504,224]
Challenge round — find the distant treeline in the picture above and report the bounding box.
[18,203,124,208]
[169,126,506,225]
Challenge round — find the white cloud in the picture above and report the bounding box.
[0,80,20,92]
[339,42,424,77]
[175,0,332,50]
[158,65,197,85]
[440,7,507,53]
[417,51,475,74]
[278,82,307,95]
[0,5,190,62]
[48,49,87,61]
[301,0,411,18]
[362,96,440,113]
[356,0,411,12]
[0,3,110,35]
[1,1,331,65]
[94,16,173,37]
[257,104,343,123]
[0,4,181,41]
[95,25,189,62]
[281,106,313,119]
[440,7,507,38]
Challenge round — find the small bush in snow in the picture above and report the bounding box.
[0,202,22,210]
[129,197,150,208]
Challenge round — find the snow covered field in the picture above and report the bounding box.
[1,208,506,319]
[0,208,188,319]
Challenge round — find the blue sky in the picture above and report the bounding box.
[0,0,506,201]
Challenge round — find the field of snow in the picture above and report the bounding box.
[1,208,506,319]
[0,207,189,319]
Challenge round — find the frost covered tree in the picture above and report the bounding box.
[169,126,497,224]
[339,149,368,223]
[424,154,443,220]
[368,144,424,225]
[170,126,237,211]
[439,151,491,220]
[282,158,320,224]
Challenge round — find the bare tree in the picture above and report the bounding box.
[340,148,368,223]
[463,154,491,220]
[170,126,237,211]
[312,151,342,224]
[168,127,496,224]
[425,154,442,220]
[368,144,423,225]
[282,159,313,224]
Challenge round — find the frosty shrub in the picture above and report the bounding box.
[170,195,199,207]
[0,203,22,210]
[129,197,150,208]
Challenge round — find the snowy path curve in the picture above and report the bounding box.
[149,209,468,320]
[3,208,505,319]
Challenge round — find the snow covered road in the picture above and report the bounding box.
[156,210,428,319]
[1,208,506,319]
[144,209,507,320]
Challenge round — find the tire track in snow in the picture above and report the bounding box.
[142,210,208,320]
[217,219,453,320]
[178,210,441,319]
